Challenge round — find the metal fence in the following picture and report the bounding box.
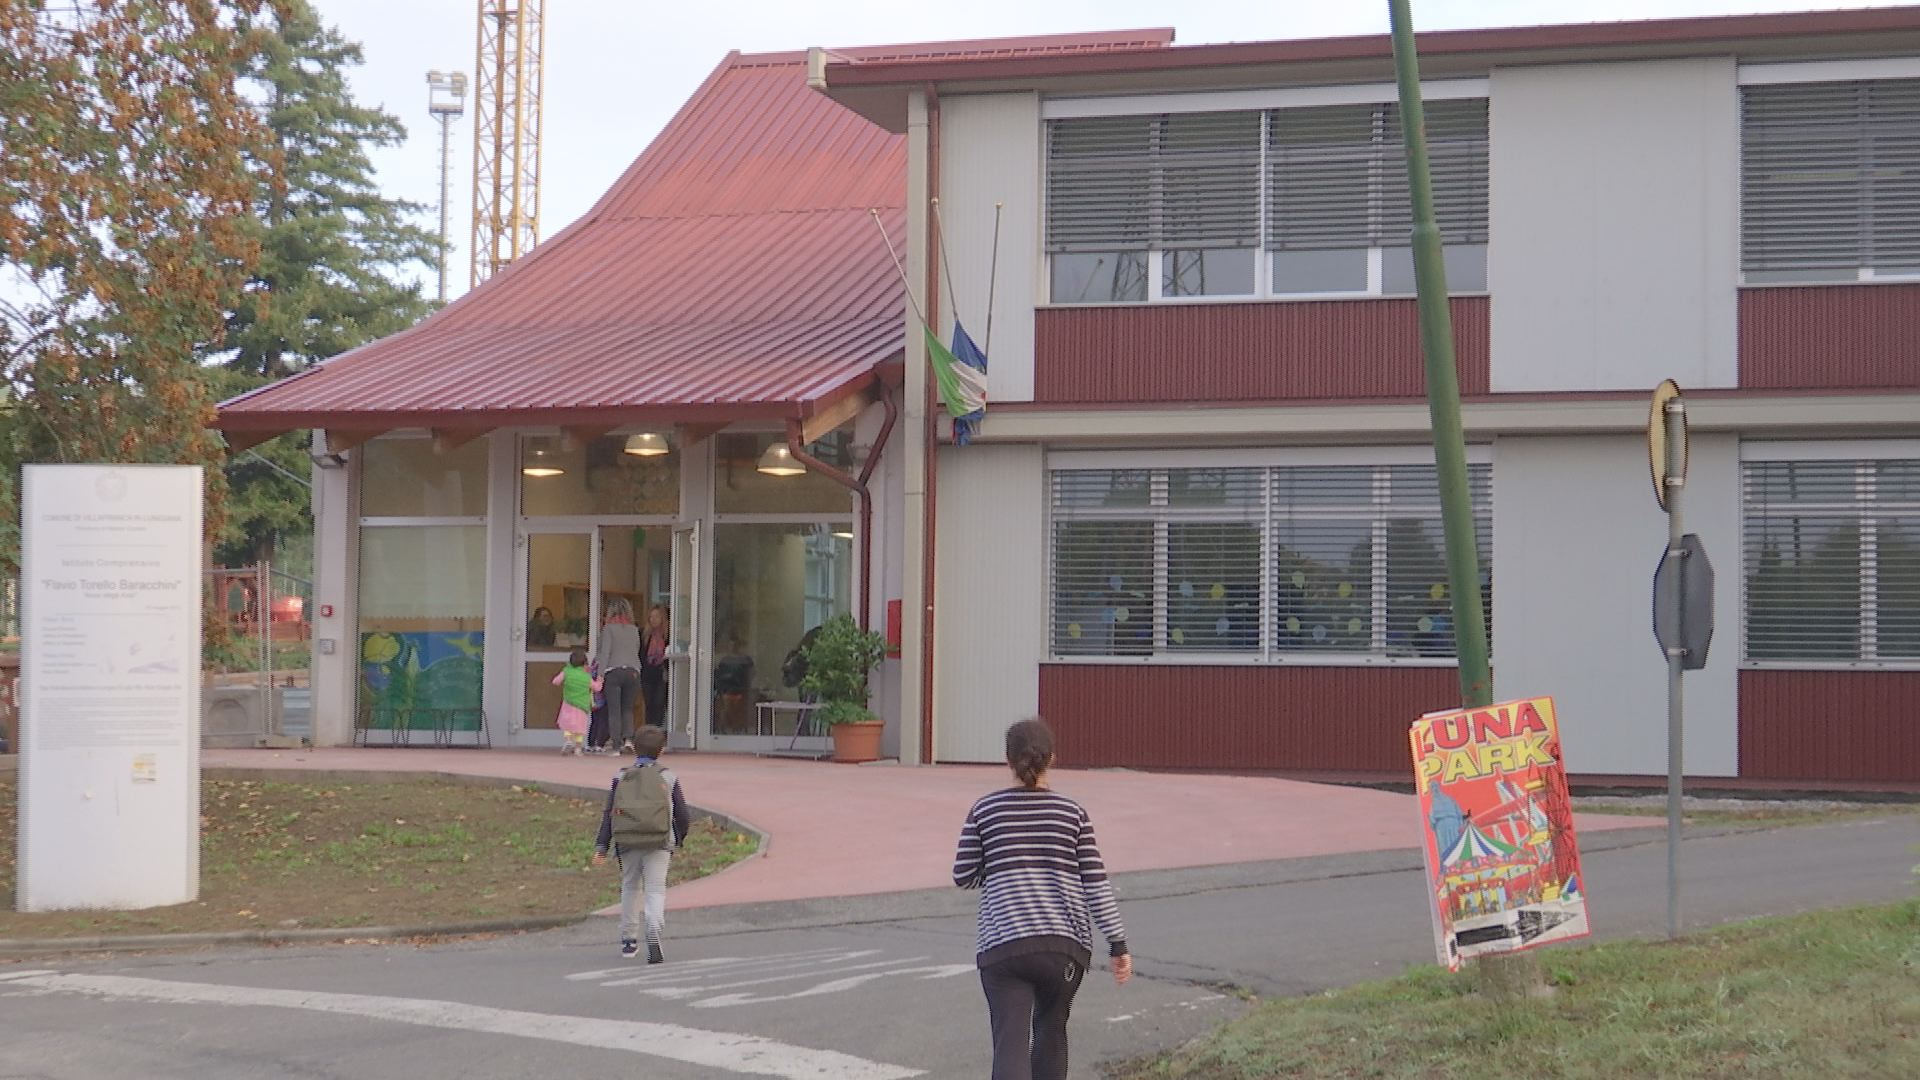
[204,561,312,747]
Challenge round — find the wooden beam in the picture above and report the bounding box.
[431,428,486,454]
[799,388,876,446]
[675,422,728,448]
[322,429,386,453]
[560,425,615,451]
[220,429,280,454]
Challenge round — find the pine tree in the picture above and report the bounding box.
[225,0,437,381]
[217,0,439,562]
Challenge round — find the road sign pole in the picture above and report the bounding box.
[1663,397,1686,940]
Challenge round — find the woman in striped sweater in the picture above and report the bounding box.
[953,718,1132,1080]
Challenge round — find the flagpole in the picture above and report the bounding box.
[985,201,1003,356]
[929,197,962,332]
[870,208,928,328]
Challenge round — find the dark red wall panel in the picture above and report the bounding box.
[1033,298,1490,405]
[1739,670,1920,782]
[1739,285,1920,390]
[1037,664,1462,772]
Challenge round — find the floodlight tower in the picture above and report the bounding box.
[470,0,546,287]
[426,70,468,302]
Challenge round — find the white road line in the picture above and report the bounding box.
[644,956,915,1000]
[565,949,853,984]
[598,951,883,990]
[692,965,978,1009]
[4,972,923,1080]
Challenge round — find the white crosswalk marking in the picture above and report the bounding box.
[563,949,978,1009]
[692,964,979,1009]
[0,970,923,1079]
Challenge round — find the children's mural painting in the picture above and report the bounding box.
[1410,695,1590,972]
[360,632,485,730]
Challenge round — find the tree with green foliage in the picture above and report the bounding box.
[215,0,438,563]
[1,0,280,576]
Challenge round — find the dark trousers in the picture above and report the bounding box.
[602,666,640,748]
[640,665,668,729]
[588,703,609,749]
[980,951,1084,1080]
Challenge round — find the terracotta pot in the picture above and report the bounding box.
[829,720,885,763]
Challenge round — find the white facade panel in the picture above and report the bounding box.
[933,444,1045,763]
[1489,59,1739,392]
[310,438,357,746]
[1492,434,1739,777]
[937,92,1040,404]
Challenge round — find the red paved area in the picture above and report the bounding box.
[203,748,1658,910]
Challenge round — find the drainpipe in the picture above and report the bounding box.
[919,83,942,765]
[785,387,899,634]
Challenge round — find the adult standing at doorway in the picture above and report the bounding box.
[639,604,671,731]
[596,598,643,750]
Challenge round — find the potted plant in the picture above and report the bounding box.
[799,614,890,763]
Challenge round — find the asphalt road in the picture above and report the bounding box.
[3,815,1914,1079]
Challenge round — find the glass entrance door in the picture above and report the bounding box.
[518,528,596,741]
[667,523,700,749]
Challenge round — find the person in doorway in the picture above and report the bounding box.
[550,648,599,755]
[526,606,558,648]
[596,597,643,751]
[592,726,689,962]
[639,604,671,730]
[953,717,1132,1080]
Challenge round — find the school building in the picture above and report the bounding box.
[216,7,1920,784]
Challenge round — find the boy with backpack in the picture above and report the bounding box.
[592,726,689,962]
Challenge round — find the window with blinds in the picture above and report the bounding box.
[1740,79,1920,283]
[1049,462,1492,660]
[1743,459,1920,663]
[1044,98,1488,303]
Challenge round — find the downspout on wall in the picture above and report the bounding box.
[785,388,899,634]
[920,83,942,765]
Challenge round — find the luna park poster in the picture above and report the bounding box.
[1410,695,1590,972]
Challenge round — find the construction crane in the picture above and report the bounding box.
[470,0,545,288]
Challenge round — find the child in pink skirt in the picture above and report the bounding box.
[551,648,600,755]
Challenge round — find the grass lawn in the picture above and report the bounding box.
[0,778,757,939]
[1115,901,1920,1080]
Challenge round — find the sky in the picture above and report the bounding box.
[314,0,1910,298]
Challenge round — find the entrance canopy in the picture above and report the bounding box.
[216,50,912,450]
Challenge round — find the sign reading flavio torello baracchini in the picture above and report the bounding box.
[1409,696,1591,972]
[17,464,202,912]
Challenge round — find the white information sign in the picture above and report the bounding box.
[17,465,202,911]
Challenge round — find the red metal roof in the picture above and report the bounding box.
[219,51,910,436]
[824,6,1920,100]
[220,28,1184,438]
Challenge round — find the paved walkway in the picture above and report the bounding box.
[204,748,1657,910]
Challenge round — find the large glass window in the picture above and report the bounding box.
[713,432,857,515]
[1741,79,1920,284]
[1049,461,1491,661]
[361,437,488,517]
[357,525,486,732]
[710,523,853,735]
[1743,458,1920,663]
[519,433,679,516]
[1044,98,1489,303]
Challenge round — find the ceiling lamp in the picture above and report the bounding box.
[756,442,806,477]
[832,526,855,540]
[623,431,669,457]
[522,441,565,478]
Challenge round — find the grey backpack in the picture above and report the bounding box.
[612,765,672,850]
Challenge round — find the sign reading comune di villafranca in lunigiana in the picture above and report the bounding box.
[1410,696,1590,972]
